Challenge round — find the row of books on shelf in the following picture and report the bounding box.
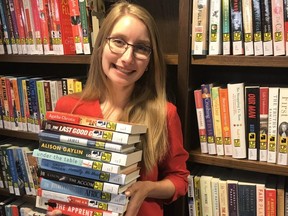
[195,83,288,165]
[192,0,288,56]
[187,165,288,216]
[0,74,86,133]
[0,111,147,215]
[0,0,102,55]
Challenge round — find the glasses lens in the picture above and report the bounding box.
[109,38,127,54]
[133,45,151,59]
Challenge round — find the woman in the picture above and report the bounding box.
[48,1,189,215]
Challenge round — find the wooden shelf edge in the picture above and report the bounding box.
[192,55,288,67]
[189,149,288,176]
[0,129,38,141]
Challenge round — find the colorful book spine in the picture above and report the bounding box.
[252,0,264,55]
[271,0,285,55]
[28,77,41,133]
[228,83,247,158]
[23,0,37,54]
[5,0,18,54]
[79,0,91,54]
[259,87,269,162]
[267,87,279,164]
[242,0,254,55]
[36,80,46,129]
[227,180,239,215]
[37,188,127,214]
[39,178,128,205]
[30,0,44,54]
[201,83,216,155]
[10,77,21,131]
[43,81,52,112]
[261,0,273,55]
[0,17,5,54]
[0,0,12,54]
[194,89,208,153]
[230,0,244,55]
[208,0,222,55]
[245,86,260,160]
[191,0,210,55]
[11,0,25,54]
[38,139,142,166]
[222,0,231,55]
[45,111,147,134]
[42,120,141,145]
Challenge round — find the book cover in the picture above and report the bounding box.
[242,0,254,55]
[42,120,141,145]
[219,87,232,156]
[191,0,210,55]
[245,85,260,160]
[277,88,288,165]
[259,87,269,161]
[37,188,128,213]
[45,111,148,134]
[201,83,216,155]
[252,0,264,55]
[38,139,143,166]
[222,0,231,55]
[39,158,140,185]
[39,177,128,205]
[194,89,208,153]
[228,83,247,158]
[230,0,244,55]
[261,0,273,55]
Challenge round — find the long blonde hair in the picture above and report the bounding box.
[80,1,168,173]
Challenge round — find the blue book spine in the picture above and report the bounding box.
[40,178,127,205]
[17,77,27,131]
[39,158,126,185]
[0,0,12,54]
[29,78,40,132]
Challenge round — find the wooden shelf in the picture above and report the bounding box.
[189,149,288,176]
[192,55,288,67]
[0,129,38,141]
[0,54,178,65]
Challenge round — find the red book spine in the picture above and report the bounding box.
[30,0,44,54]
[13,0,27,54]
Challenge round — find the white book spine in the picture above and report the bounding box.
[200,176,213,215]
[209,0,222,55]
[228,83,247,158]
[242,0,254,55]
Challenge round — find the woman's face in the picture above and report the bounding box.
[102,15,151,89]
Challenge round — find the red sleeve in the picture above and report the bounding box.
[159,103,189,203]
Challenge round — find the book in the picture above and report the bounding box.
[0,142,14,194]
[79,0,91,54]
[42,120,141,145]
[191,0,210,55]
[242,0,254,55]
[200,174,213,215]
[222,0,231,55]
[39,158,140,185]
[201,83,216,155]
[277,175,286,216]
[194,89,208,154]
[13,0,27,54]
[33,149,139,175]
[187,173,197,216]
[219,86,232,156]
[0,195,16,216]
[6,198,26,216]
[271,0,285,55]
[252,0,264,55]
[45,111,147,134]
[35,196,120,216]
[208,0,222,55]
[211,86,224,155]
[39,177,128,205]
[261,0,273,55]
[37,188,128,214]
[39,168,137,195]
[230,0,244,55]
[228,83,247,158]
[0,0,12,54]
[259,87,269,161]
[267,87,279,164]
[245,85,260,160]
[227,179,239,215]
[38,130,136,153]
[238,180,257,215]
[265,175,277,216]
[218,172,230,216]
[38,139,143,166]
[4,0,18,54]
[285,0,288,56]
[30,0,44,54]
[277,88,288,165]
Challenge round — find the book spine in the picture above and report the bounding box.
[208,0,222,55]
[5,77,15,130]
[201,84,216,154]
[222,0,231,55]
[30,0,44,54]
[267,87,279,164]
[211,178,220,215]
[227,181,238,215]
[20,78,29,132]
[228,83,247,158]
[0,17,5,54]
[0,145,13,193]
[11,0,24,54]
[265,188,277,216]
[36,80,46,129]
[191,0,210,55]
[259,87,269,162]
[47,80,58,111]
[187,174,196,216]
[271,0,285,55]
[194,89,208,153]
[1,77,11,129]
[33,149,122,174]
[193,175,202,216]
[79,0,91,54]
[39,178,128,205]
[211,86,224,155]
[242,0,254,55]
[39,158,130,185]
[277,88,288,165]
[42,120,139,144]
[219,179,229,216]
[230,0,244,55]
[11,78,21,131]
[219,87,232,156]
[284,0,288,55]
[252,0,264,55]
[200,176,213,215]
[261,0,273,55]
[0,0,12,54]
[23,0,37,54]
[39,169,121,194]
[238,183,256,215]
[256,183,266,216]
[37,188,127,214]
[245,86,260,160]
[29,78,40,133]
[5,0,18,54]
[43,81,52,112]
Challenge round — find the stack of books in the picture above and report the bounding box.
[33,111,147,216]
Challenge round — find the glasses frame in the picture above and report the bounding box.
[106,37,152,60]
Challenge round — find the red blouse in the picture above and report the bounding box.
[54,96,189,216]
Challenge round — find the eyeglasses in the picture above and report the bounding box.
[106,37,152,60]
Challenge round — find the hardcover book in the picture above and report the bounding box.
[252,0,264,55]
[259,87,269,161]
[222,0,231,55]
[242,0,254,55]
[261,0,273,55]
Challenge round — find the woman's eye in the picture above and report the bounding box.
[112,39,126,47]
